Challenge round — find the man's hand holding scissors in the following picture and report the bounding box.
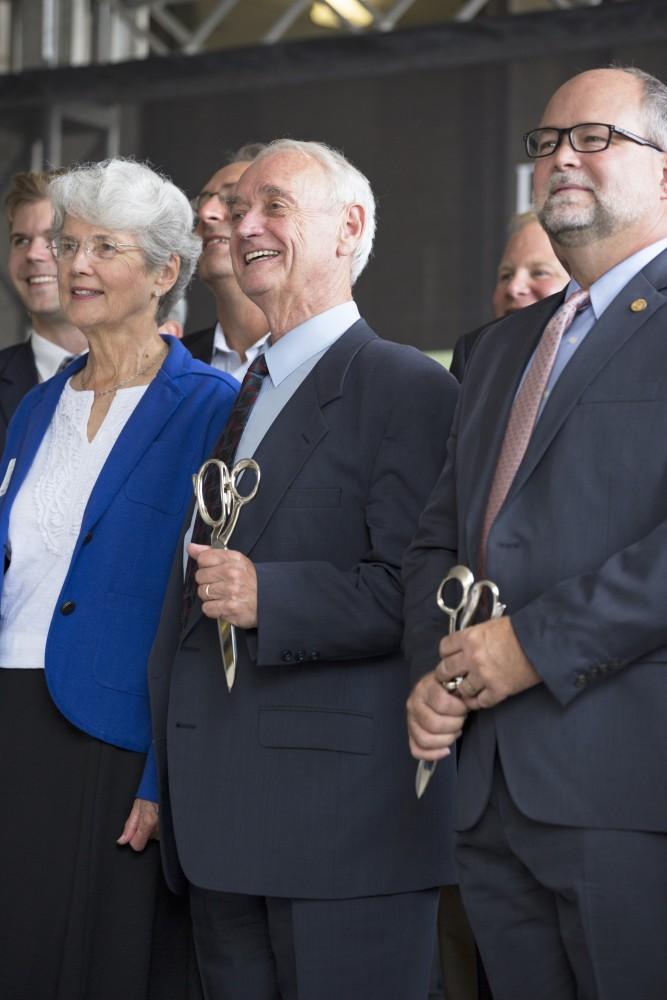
[437,615,541,710]
[188,543,258,629]
[406,674,468,763]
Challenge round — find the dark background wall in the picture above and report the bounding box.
[2,1,667,350]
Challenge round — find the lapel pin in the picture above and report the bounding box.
[630,298,648,312]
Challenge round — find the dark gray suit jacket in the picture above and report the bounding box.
[0,341,38,457]
[149,319,460,898]
[404,249,667,835]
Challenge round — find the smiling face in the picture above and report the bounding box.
[8,198,64,320]
[492,221,569,318]
[533,69,667,251]
[195,161,251,284]
[229,150,359,336]
[56,215,171,337]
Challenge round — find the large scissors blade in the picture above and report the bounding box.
[415,567,504,799]
[416,565,474,799]
[192,456,261,692]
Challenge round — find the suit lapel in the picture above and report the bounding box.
[460,297,560,568]
[506,266,667,506]
[183,319,375,636]
[1,376,63,516]
[80,369,184,533]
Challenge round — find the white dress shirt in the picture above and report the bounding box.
[210,324,272,382]
[30,330,82,382]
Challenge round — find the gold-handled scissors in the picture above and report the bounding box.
[192,457,260,691]
[415,565,505,798]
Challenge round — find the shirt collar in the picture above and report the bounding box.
[566,237,667,320]
[264,301,360,388]
[29,329,78,382]
[212,323,271,359]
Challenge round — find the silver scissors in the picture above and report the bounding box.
[192,457,261,692]
[415,565,505,798]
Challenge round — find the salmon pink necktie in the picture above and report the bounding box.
[479,288,591,570]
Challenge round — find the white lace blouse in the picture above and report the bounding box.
[0,381,147,669]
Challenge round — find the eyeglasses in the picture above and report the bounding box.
[49,235,142,260]
[191,189,231,216]
[523,122,664,159]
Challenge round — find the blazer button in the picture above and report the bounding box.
[574,673,587,689]
[295,650,306,662]
[310,652,319,661]
[280,650,293,663]
[60,600,76,615]
[82,532,93,545]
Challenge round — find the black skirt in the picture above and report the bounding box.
[0,669,201,1000]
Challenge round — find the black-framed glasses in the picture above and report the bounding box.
[50,235,141,260]
[523,122,664,159]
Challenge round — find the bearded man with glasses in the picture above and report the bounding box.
[404,65,667,1000]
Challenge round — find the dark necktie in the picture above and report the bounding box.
[56,355,75,374]
[182,353,269,622]
[479,288,591,571]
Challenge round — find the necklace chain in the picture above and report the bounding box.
[79,343,168,398]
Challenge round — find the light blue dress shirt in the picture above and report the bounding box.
[184,300,360,565]
[540,238,667,410]
[234,300,360,462]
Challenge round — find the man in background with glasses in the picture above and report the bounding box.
[184,144,270,378]
[404,66,667,1000]
[2,171,87,453]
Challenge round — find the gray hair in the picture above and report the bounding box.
[49,158,201,324]
[615,66,667,152]
[253,139,376,284]
[224,143,266,166]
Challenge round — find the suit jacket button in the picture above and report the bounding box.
[60,600,76,615]
[281,650,293,662]
[82,532,93,545]
[574,673,587,688]
[295,650,306,662]
[310,651,319,661]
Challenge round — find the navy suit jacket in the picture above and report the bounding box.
[183,325,215,364]
[0,341,38,457]
[149,319,460,897]
[404,249,667,834]
[0,337,237,799]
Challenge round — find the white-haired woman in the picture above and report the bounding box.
[0,158,237,999]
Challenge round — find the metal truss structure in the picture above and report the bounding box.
[2,0,605,74]
[0,0,609,173]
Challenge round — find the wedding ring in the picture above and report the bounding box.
[443,676,464,692]
[204,584,211,600]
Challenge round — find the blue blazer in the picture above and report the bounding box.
[0,336,237,801]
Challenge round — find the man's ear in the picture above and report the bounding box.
[660,152,667,201]
[337,203,365,259]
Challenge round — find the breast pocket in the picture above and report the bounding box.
[579,381,660,404]
[280,488,342,509]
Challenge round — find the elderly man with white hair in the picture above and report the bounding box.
[149,139,459,1000]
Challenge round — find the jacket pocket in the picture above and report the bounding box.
[258,707,373,754]
[280,488,342,509]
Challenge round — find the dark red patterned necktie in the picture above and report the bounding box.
[182,353,269,622]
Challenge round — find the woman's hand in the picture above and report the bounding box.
[116,798,159,852]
